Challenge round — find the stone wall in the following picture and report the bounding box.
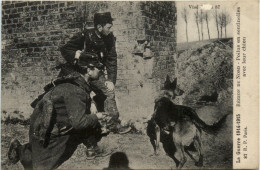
[1,1,177,122]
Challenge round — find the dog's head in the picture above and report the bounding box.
[162,75,184,100]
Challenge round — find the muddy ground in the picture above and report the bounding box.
[2,104,232,169]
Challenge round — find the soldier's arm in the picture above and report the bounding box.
[104,33,117,84]
[63,85,99,130]
[60,32,85,63]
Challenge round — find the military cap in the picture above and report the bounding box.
[94,12,114,26]
[78,52,104,70]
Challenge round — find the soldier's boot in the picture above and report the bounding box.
[7,139,21,164]
[86,145,113,160]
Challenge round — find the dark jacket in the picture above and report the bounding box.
[30,74,99,145]
[60,28,117,84]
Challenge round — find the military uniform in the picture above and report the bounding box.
[59,28,119,127]
[15,73,103,169]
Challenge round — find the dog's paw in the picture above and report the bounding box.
[195,161,203,167]
[149,153,154,157]
[195,156,203,167]
[154,151,160,156]
[149,152,159,157]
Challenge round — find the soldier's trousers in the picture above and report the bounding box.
[90,73,119,123]
[17,133,82,170]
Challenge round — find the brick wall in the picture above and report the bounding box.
[1,1,177,122]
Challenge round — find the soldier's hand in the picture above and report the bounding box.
[96,112,112,124]
[105,81,114,91]
[90,91,96,99]
[90,102,98,114]
[96,112,112,134]
[75,50,82,59]
[96,112,105,120]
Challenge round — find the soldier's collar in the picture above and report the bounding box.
[73,74,92,93]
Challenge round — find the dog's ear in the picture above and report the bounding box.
[163,75,171,90]
[165,75,171,84]
[171,78,177,90]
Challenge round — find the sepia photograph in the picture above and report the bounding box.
[1,0,258,169]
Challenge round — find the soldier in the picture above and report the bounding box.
[59,12,131,134]
[7,54,111,169]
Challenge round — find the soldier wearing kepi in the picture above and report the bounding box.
[7,54,111,169]
[59,12,131,134]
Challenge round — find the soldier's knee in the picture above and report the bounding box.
[105,90,115,99]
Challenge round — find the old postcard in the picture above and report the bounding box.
[1,0,258,169]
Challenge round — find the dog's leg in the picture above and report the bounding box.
[176,143,187,169]
[184,147,196,162]
[194,131,203,167]
[149,138,156,156]
[179,145,187,169]
[154,124,160,155]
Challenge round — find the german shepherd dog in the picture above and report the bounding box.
[147,75,229,169]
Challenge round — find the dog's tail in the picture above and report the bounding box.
[192,112,230,135]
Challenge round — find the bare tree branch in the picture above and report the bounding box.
[213,9,220,39]
[181,8,189,42]
[218,11,225,38]
[221,11,231,38]
[194,9,201,41]
[204,11,211,40]
[199,10,204,40]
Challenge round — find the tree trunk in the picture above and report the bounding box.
[200,11,203,40]
[215,11,219,39]
[185,21,188,42]
[206,19,210,39]
[201,22,204,40]
[216,22,219,39]
[220,26,223,38]
[216,19,219,38]
[225,26,227,38]
[196,22,201,41]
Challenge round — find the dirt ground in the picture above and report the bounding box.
[1,104,232,170]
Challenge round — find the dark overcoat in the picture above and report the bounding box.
[60,28,117,84]
[29,75,101,169]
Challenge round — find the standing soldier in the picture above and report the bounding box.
[7,54,111,169]
[58,12,131,159]
[59,12,130,134]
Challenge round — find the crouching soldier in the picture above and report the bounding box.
[58,12,131,135]
[7,55,111,169]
